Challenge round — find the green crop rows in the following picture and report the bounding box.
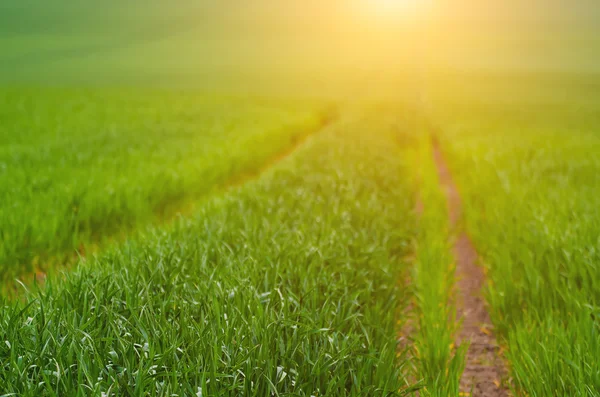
[1,113,419,395]
[0,89,330,286]
[431,74,600,395]
[2,1,600,395]
[2,83,600,395]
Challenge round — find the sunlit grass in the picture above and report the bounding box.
[431,75,600,395]
[408,131,466,396]
[0,88,330,288]
[0,113,417,395]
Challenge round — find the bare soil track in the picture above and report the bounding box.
[432,138,508,397]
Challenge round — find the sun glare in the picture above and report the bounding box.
[377,0,414,12]
[355,0,430,21]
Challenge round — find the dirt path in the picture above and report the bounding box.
[17,115,336,297]
[431,139,508,397]
[221,114,335,192]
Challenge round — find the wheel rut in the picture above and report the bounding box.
[431,138,508,397]
[11,113,337,297]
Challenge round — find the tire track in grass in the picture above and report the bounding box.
[221,112,338,191]
[14,112,337,295]
[431,137,508,397]
[165,110,338,221]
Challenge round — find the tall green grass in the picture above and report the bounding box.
[430,75,600,395]
[0,114,416,395]
[408,133,465,396]
[0,88,329,285]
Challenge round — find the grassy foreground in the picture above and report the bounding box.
[0,113,417,395]
[0,89,330,285]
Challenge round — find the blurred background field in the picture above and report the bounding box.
[2,0,599,94]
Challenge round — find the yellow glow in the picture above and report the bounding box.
[375,0,418,12]
[354,0,430,21]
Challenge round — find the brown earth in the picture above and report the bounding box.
[432,138,508,397]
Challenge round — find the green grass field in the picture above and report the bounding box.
[1,1,600,395]
[430,74,600,395]
[1,113,418,395]
[0,88,330,286]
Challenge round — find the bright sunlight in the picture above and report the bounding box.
[358,0,430,19]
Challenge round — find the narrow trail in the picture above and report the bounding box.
[220,113,336,192]
[18,114,337,296]
[431,138,508,397]
[164,113,337,224]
